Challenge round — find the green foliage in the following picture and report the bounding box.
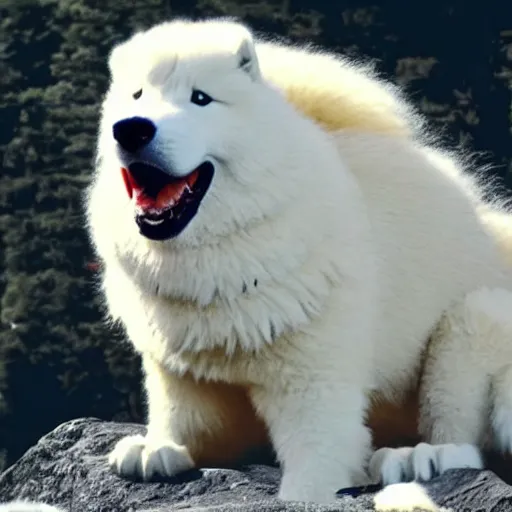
[0,0,511,469]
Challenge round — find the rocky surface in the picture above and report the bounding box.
[1,418,512,511]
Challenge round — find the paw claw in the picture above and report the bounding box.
[109,434,194,481]
[370,442,483,486]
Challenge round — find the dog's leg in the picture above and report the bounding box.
[109,354,268,480]
[250,297,375,504]
[420,287,512,452]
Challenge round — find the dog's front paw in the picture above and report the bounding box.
[108,434,194,481]
[369,442,482,486]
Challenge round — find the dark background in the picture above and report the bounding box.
[1,0,511,471]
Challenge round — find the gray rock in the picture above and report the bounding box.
[0,418,510,511]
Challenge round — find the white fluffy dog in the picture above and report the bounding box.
[86,17,512,506]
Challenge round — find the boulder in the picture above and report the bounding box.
[1,418,511,511]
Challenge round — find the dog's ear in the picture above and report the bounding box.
[108,43,125,74]
[108,36,138,74]
[236,35,261,81]
[108,29,148,75]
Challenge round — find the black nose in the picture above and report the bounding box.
[113,117,156,153]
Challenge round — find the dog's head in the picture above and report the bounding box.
[94,18,305,248]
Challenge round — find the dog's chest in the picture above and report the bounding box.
[120,281,326,385]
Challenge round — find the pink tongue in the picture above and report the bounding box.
[121,168,200,210]
[154,181,188,208]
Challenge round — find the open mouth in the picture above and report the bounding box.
[121,161,214,240]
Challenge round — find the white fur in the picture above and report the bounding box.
[87,18,512,504]
[374,482,451,512]
[420,287,512,450]
[109,433,193,480]
[491,363,512,452]
[369,443,483,486]
[0,503,64,512]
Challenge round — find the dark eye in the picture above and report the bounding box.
[133,89,142,100]
[190,89,213,106]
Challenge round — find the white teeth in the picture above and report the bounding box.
[143,218,165,226]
